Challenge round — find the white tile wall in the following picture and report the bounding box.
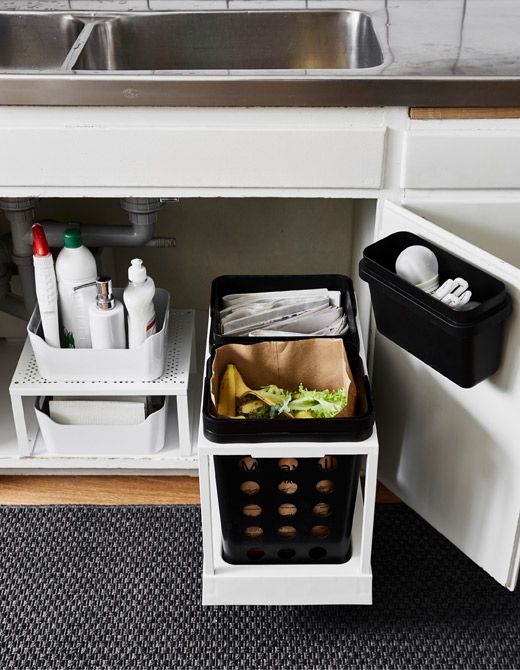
[69,0,148,9]
[308,0,381,8]
[0,0,312,7]
[0,0,70,8]
[457,0,520,75]
[228,0,305,8]
[149,0,227,9]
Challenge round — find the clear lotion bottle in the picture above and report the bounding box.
[88,277,126,350]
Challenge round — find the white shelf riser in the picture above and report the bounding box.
[8,310,196,460]
[0,379,200,471]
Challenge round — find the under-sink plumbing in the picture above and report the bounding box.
[0,197,39,319]
[0,197,176,320]
[0,231,25,321]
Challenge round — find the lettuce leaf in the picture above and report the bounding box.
[257,385,292,417]
[288,384,347,418]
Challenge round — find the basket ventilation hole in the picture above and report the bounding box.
[278,458,298,471]
[278,480,298,495]
[240,481,260,496]
[244,526,263,539]
[318,456,338,471]
[277,548,296,560]
[246,548,265,560]
[277,526,297,539]
[311,525,330,539]
[316,479,335,494]
[313,502,332,517]
[277,503,297,517]
[239,456,258,472]
[242,504,262,517]
[309,547,327,560]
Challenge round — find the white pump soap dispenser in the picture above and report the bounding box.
[88,276,126,350]
[123,258,157,349]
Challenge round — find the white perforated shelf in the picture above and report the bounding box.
[8,310,196,460]
[10,309,195,395]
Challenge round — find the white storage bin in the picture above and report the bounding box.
[27,288,170,382]
[34,396,168,457]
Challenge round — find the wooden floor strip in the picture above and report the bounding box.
[0,476,400,505]
[0,475,201,505]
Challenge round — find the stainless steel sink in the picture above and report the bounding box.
[0,5,516,108]
[0,13,84,70]
[73,11,384,72]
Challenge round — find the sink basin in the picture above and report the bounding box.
[0,14,84,70]
[74,11,384,72]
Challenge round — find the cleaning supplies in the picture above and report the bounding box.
[123,258,157,349]
[88,276,126,350]
[55,228,97,348]
[31,224,60,348]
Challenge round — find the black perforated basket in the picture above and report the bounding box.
[214,453,361,565]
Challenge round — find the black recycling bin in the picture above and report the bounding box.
[209,273,360,350]
[359,231,512,388]
[202,340,374,443]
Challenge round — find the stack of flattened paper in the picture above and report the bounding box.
[220,289,349,337]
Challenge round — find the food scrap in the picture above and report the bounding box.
[217,364,347,419]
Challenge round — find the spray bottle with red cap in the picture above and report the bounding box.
[32,223,60,348]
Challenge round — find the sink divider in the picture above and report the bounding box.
[60,21,97,72]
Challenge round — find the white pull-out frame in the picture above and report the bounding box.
[197,311,378,606]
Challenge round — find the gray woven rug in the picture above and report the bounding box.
[0,504,517,670]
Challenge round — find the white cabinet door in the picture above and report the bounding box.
[373,200,520,589]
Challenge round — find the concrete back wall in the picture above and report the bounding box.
[0,198,354,336]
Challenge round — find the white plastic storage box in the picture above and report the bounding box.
[27,288,170,382]
[34,396,168,457]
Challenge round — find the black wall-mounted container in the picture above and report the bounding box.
[359,231,512,388]
[214,453,361,565]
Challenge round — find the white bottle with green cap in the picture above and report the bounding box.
[55,228,97,348]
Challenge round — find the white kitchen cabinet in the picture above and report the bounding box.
[0,105,518,597]
[0,107,387,196]
[403,128,520,189]
[402,115,520,190]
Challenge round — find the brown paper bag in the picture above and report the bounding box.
[210,338,356,418]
